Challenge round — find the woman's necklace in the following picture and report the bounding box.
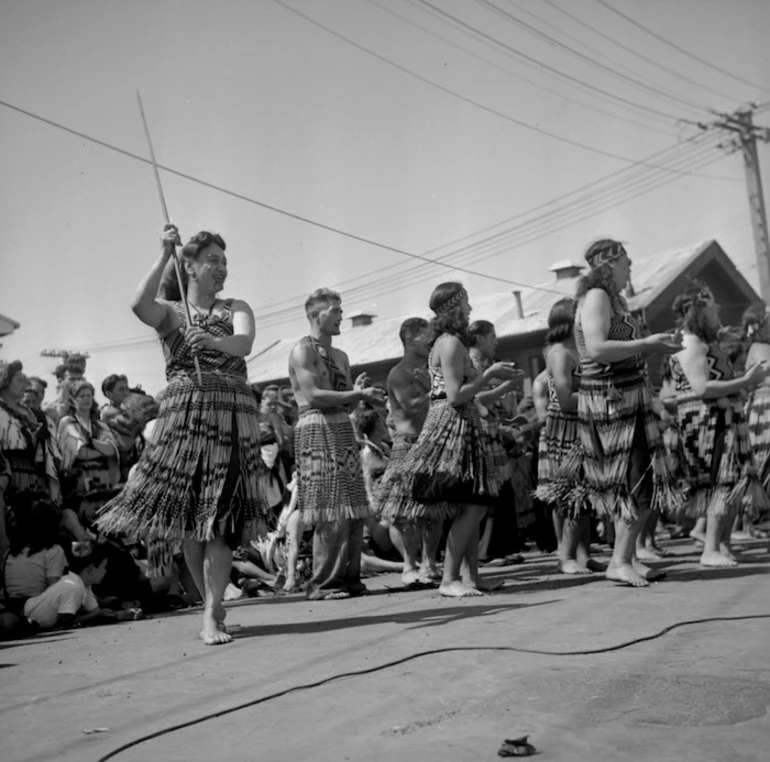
[189,300,216,328]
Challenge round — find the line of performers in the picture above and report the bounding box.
[94,228,770,644]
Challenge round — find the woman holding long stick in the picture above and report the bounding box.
[98,225,264,644]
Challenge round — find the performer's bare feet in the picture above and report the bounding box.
[200,615,232,645]
[719,543,738,561]
[402,569,421,587]
[636,546,663,562]
[700,551,738,567]
[439,580,484,597]
[419,563,442,580]
[606,562,650,587]
[320,591,350,600]
[559,559,591,575]
[632,559,667,581]
[689,528,706,546]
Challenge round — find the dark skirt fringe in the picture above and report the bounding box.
[677,394,767,519]
[557,372,680,522]
[375,433,452,523]
[747,384,770,491]
[96,373,266,575]
[534,404,590,518]
[384,398,497,520]
[294,408,371,525]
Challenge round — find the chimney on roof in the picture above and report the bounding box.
[549,260,584,281]
[512,290,525,320]
[347,309,376,328]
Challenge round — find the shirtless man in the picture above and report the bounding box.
[289,288,386,600]
[377,317,443,585]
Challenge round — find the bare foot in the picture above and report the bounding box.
[320,591,350,600]
[439,580,484,598]
[690,529,706,546]
[636,546,663,562]
[719,543,738,561]
[416,571,439,586]
[419,565,442,581]
[606,562,650,587]
[584,558,607,573]
[632,559,667,581]
[200,616,232,645]
[283,576,299,592]
[402,569,421,587]
[700,551,738,567]
[559,559,591,575]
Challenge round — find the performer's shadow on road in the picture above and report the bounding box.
[232,598,561,639]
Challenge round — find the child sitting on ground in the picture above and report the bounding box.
[22,543,139,631]
[3,493,66,609]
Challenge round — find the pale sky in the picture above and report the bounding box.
[1,0,769,399]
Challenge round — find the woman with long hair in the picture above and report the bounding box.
[58,380,120,495]
[568,239,682,587]
[97,224,265,644]
[669,285,768,566]
[386,282,518,597]
[536,297,603,574]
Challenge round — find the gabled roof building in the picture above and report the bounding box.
[248,240,760,392]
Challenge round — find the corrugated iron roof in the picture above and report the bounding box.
[247,240,717,383]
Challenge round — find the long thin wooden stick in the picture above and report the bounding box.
[136,90,202,386]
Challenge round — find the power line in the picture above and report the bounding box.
[411,0,681,123]
[536,0,734,102]
[593,0,770,96]
[0,98,563,295]
[252,134,733,319]
[254,142,727,328]
[477,0,709,114]
[273,0,693,163]
[365,0,677,138]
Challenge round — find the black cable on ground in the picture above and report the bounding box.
[95,613,770,761]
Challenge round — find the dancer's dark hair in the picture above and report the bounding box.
[159,231,227,301]
[544,298,576,345]
[671,281,719,344]
[429,282,471,347]
[574,239,627,313]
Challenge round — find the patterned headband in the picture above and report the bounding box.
[434,288,468,315]
[586,244,626,269]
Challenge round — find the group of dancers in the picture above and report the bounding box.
[95,226,770,644]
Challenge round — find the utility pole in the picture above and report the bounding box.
[692,104,770,301]
[39,349,89,372]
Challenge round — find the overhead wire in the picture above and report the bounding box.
[476,0,710,114]
[273,0,694,160]
[250,135,723,319]
[536,0,734,102]
[365,0,678,139]
[250,132,738,319]
[410,0,681,123]
[253,139,728,329]
[593,0,770,96]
